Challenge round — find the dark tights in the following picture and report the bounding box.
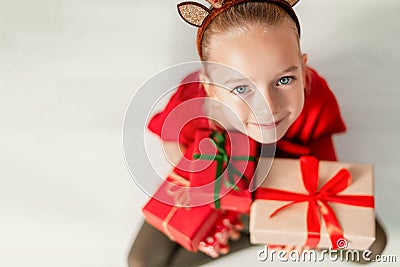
[128,215,387,267]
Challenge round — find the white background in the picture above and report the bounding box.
[1,0,399,266]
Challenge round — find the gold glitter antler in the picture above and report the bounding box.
[285,0,300,6]
[177,0,299,27]
[177,2,211,27]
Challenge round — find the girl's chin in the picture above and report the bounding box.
[245,131,279,144]
[221,122,289,144]
[246,127,289,144]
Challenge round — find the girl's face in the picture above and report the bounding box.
[201,24,307,144]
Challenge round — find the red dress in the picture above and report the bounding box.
[147,67,346,161]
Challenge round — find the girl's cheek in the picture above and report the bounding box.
[281,85,304,108]
[288,87,305,119]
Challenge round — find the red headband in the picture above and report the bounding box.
[178,0,301,60]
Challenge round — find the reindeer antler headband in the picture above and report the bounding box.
[177,0,301,60]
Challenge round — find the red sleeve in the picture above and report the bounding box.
[277,67,347,161]
[147,71,209,147]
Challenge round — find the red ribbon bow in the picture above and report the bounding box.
[255,156,374,249]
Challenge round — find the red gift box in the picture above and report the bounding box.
[142,172,220,252]
[188,130,259,213]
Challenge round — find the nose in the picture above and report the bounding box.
[251,85,280,115]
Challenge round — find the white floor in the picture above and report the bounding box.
[1,0,399,266]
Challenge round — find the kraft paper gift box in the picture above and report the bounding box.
[142,173,220,252]
[250,156,375,250]
[188,129,259,213]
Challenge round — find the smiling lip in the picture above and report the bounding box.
[248,115,287,129]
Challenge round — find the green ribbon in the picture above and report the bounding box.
[192,131,256,209]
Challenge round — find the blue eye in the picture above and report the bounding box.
[277,76,295,86]
[232,85,248,94]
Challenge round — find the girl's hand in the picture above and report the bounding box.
[267,244,313,258]
[197,211,243,258]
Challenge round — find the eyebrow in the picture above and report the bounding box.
[224,77,250,85]
[224,65,299,85]
[277,66,299,76]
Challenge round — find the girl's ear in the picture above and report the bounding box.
[286,0,300,7]
[177,2,211,27]
[302,53,308,67]
[301,53,308,78]
[301,53,309,87]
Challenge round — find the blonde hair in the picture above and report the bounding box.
[201,1,311,92]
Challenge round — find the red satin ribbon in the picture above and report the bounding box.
[255,156,374,249]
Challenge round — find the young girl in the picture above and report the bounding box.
[128,1,387,266]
